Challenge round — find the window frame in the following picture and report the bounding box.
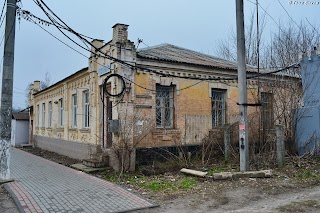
[83,90,90,128]
[42,103,46,128]
[71,94,77,128]
[58,98,63,127]
[211,89,227,128]
[36,104,40,127]
[260,92,274,129]
[155,84,175,129]
[48,101,52,127]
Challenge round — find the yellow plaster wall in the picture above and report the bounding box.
[32,70,98,146]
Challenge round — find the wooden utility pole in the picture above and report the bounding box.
[236,0,249,171]
[0,0,17,180]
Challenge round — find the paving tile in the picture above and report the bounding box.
[5,148,156,212]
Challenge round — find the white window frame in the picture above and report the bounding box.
[72,94,77,128]
[37,104,40,127]
[48,101,52,127]
[42,103,46,127]
[155,85,175,129]
[59,98,63,127]
[211,89,226,128]
[83,90,90,128]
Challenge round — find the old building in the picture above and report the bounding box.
[29,23,300,171]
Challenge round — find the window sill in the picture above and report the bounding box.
[40,127,45,130]
[152,129,181,134]
[47,128,52,131]
[69,128,78,131]
[80,128,91,133]
[56,128,64,132]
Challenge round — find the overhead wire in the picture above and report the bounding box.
[0,0,6,25]
[277,0,304,33]
[24,0,299,92]
[246,0,305,53]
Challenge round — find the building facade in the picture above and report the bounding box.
[29,23,300,170]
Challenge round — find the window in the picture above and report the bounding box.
[59,98,63,127]
[72,94,77,127]
[48,101,52,127]
[83,91,90,128]
[36,104,40,127]
[261,92,273,129]
[42,103,46,127]
[211,89,226,127]
[156,85,174,128]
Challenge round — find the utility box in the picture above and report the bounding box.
[108,120,120,133]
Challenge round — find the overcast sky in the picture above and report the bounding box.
[1,0,319,109]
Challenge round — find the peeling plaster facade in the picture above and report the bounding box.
[29,23,300,170]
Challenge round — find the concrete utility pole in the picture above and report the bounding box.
[236,0,249,172]
[0,0,17,180]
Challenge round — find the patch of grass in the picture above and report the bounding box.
[103,173,198,191]
[294,170,320,183]
[145,180,175,191]
[277,200,320,212]
[179,178,197,190]
[207,166,226,176]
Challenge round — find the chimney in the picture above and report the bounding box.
[112,23,129,43]
[90,39,104,58]
[33,80,40,92]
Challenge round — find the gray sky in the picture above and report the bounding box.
[2,0,319,109]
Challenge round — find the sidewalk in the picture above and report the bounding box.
[5,148,156,213]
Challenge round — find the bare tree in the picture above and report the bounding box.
[25,72,52,106]
[216,17,320,68]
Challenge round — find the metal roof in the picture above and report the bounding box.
[12,112,29,120]
[137,43,257,72]
[137,43,300,78]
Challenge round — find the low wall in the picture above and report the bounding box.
[34,135,99,160]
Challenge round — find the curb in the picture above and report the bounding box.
[4,183,25,213]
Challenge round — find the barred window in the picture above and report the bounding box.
[212,89,226,127]
[156,85,174,128]
[261,92,273,129]
[72,94,77,128]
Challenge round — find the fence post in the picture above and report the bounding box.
[224,124,231,161]
[276,125,285,168]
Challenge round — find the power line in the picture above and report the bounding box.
[0,0,6,25]
[246,0,305,53]
[24,0,298,85]
[305,17,320,36]
[277,0,304,34]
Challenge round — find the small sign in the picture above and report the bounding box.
[98,64,111,76]
[239,124,246,131]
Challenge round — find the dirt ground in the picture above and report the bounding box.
[19,147,320,213]
[0,186,18,213]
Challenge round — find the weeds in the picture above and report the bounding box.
[103,173,198,191]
